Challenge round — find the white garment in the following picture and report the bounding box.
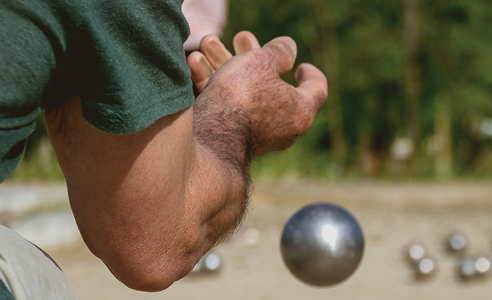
[0,225,78,300]
[182,0,228,51]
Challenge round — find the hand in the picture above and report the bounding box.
[187,31,260,92]
[188,31,328,157]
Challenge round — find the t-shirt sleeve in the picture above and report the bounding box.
[0,1,56,182]
[0,0,194,182]
[42,0,195,134]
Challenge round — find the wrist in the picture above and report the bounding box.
[192,95,254,174]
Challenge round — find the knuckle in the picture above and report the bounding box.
[265,43,295,67]
[269,41,291,55]
[295,111,314,136]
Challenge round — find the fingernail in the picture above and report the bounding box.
[273,37,297,56]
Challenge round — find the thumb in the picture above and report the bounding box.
[262,37,297,75]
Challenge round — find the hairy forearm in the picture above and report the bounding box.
[190,93,254,245]
[98,99,255,290]
[45,97,255,292]
[194,97,253,176]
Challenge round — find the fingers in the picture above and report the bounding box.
[200,34,233,70]
[233,31,261,54]
[295,63,328,112]
[262,37,297,75]
[187,51,214,93]
[189,35,233,92]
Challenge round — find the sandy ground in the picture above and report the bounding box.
[48,181,492,300]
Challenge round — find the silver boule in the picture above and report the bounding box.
[458,257,477,278]
[406,243,426,262]
[446,232,468,253]
[244,228,260,244]
[280,203,364,287]
[202,252,222,272]
[474,255,491,276]
[415,256,437,277]
[191,252,223,273]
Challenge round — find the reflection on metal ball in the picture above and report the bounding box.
[280,203,364,287]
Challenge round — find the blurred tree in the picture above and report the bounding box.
[402,0,421,173]
[297,0,347,169]
[224,0,492,179]
[420,0,492,176]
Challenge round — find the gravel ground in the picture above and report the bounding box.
[47,181,492,300]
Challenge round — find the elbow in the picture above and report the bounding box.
[109,258,194,292]
[98,247,199,292]
[84,228,204,292]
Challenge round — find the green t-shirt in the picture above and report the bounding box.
[0,279,14,300]
[0,0,195,182]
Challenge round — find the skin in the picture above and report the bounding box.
[45,31,327,292]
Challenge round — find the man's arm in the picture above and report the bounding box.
[45,34,327,292]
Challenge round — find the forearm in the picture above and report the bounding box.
[184,141,250,254]
[46,98,252,291]
[190,91,254,245]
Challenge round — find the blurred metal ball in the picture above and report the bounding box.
[202,252,222,272]
[458,257,477,278]
[457,255,491,280]
[280,203,364,287]
[406,243,426,262]
[474,255,491,276]
[191,252,223,273]
[244,228,260,244]
[415,257,437,277]
[446,233,468,253]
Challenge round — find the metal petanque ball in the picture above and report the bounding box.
[202,252,222,272]
[415,257,437,277]
[457,255,491,279]
[458,257,478,278]
[475,255,491,276]
[446,232,468,253]
[280,203,364,287]
[191,252,223,274]
[406,243,426,262]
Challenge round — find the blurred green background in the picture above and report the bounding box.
[9,0,492,182]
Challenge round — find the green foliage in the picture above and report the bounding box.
[225,0,492,180]
[8,143,64,182]
[6,113,65,182]
[8,155,65,182]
